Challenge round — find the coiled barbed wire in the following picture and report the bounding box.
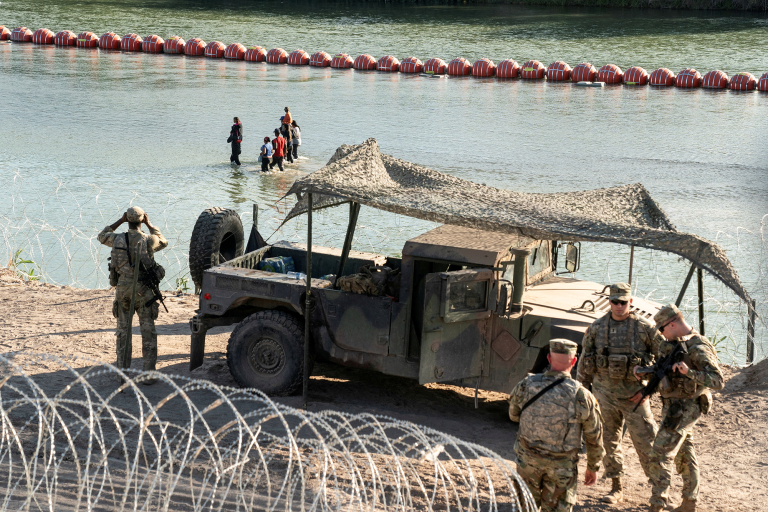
[0,352,536,512]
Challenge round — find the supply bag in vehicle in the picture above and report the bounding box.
[338,265,400,297]
[257,256,295,274]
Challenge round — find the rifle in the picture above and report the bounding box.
[632,341,688,411]
[138,260,168,313]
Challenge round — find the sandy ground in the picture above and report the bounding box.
[1,270,766,512]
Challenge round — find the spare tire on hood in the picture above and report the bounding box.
[189,207,244,289]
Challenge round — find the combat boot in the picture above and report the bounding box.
[672,499,696,512]
[648,506,663,512]
[601,477,623,504]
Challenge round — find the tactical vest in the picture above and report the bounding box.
[591,313,653,381]
[518,374,583,455]
[659,333,713,400]
[110,231,155,280]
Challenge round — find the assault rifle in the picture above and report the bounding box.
[138,261,168,313]
[632,341,688,411]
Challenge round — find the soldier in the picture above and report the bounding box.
[576,282,664,504]
[631,304,723,512]
[509,339,604,512]
[98,207,168,380]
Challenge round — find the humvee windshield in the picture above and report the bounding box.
[502,240,553,285]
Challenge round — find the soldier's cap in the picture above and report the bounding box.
[654,303,681,328]
[549,338,578,356]
[609,282,632,301]
[126,206,145,223]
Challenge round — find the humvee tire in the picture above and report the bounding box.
[226,310,310,396]
[189,207,244,289]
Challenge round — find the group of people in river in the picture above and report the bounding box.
[227,106,302,172]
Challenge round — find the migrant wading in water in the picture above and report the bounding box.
[260,136,273,173]
[228,117,243,166]
[291,120,301,159]
[280,116,294,164]
[269,128,286,172]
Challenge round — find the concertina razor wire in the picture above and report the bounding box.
[0,352,537,512]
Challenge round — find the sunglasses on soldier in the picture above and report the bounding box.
[610,299,628,306]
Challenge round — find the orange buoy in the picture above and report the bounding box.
[729,72,756,91]
[759,73,768,92]
[571,62,596,82]
[496,59,520,79]
[597,64,623,84]
[98,32,121,50]
[184,38,205,56]
[11,27,33,42]
[205,41,225,58]
[287,49,309,65]
[472,58,496,77]
[0,26,10,41]
[32,28,54,44]
[377,55,400,72]
[266,48,287,64]
[447,57,471,76]
[121,33,143,52]
[225,43,247,60]
[76,31,98,48]
[423,58,447,75]
[623,66,648,86]
[702,70,728,89]
[520,60,546,80]
[54,30,77,46]
[330,53,354,68]
[245,46,267,62]
[354,54,377,70]
[143,34,164,53]
[309,51,330,67]
[164,36,185,54]
[546,61,571,81]
[675,68,701,88]
[400,56,423,73]
[649,68,675,86]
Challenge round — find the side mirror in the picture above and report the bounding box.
[565,244,580,273]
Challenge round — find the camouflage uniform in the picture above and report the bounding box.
[647,305,723,510]
[576,283,664,481]
[97,207,168,371]
[509,339,605,512]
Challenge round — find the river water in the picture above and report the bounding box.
[1,1,767,360]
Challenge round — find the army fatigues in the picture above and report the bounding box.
[98,223,167,370]
[648,332,723,508]
[577,311,664,479]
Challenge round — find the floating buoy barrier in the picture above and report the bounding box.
[309,51,330,67]
[598,64,623,84]
[143,34,164,53]
[353,54,377,70]
[759,73,768,92]
[650,68,676,86]
[624,66,648,86]
[32,28,54,44]
[184,38,205,56]
[423,58,447,75]
[121,33,143,52]
[287,49,309,65]
[331,53,353,69]
[702,70,728,89]
[266,47,287,64]
[472,58,496,77]
[205,41,226,58]
[400,57,422,74]
[577,81,605,88]
[447,57,471,76]
[164,36,185,54]
[0,26,10,40]
[225,43,246,60]
[54,30,76,46]
[76,31,98,48]
[99,32,121,50]
[520,60,545,80]
[546,61,571,82]
[572,62,597,82]
[12,27,33,42]
[246,46,267,62]
[497,59,520,79]
[377,55,400,72]
[676,68,702,88]
[729,72,756,91]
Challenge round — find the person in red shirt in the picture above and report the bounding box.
[269,128,286,172]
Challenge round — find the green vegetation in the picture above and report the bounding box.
[8,249,40,281]
[175,275,190,293]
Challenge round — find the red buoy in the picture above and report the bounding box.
[76,31,98,48]
[266,48,287,64]
[121,33,143,52]
[245,46,267,62]
[32,28,54,44]
[598,64,623,84]
[287,49,309,65]
[546,61,571,81]
[571,62,596,82]
[354,54,377,70]
[54,30,77,46]
[675,68,702,88]
[496,59,520,79]
[330,53,353,68]
[164,36,185,54]
[0,26,10,41]
[205,41,226,58]
[400,57,423,74]
[225,43,247,60]
[423,58,447,75]
[447,57,471,76]
[729,72,757,91]
[472,58,496,77]
[377,55,400,72]
[99,32,121,50]
[520,60,546,80]
[758,73,768,92]
[184,38,206,56]
[649,68,675,86]
[309,51,330,67]
[702,70,728,89]
[623,66,649,86]
[143,34,164,53]
[11,27,33,42]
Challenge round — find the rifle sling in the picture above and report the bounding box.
[521,378,566,414]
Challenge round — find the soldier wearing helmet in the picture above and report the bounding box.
[98,207,168,380]
[576,282,665,504]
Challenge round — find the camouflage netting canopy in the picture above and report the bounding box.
[283,138,751,303]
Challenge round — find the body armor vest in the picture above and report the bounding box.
[518,374,583,455]
[110,231,155,280]
[592,313,652,381]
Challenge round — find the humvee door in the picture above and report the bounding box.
[419,268,493,384]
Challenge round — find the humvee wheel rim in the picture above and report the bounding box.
[248,338,286,375]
